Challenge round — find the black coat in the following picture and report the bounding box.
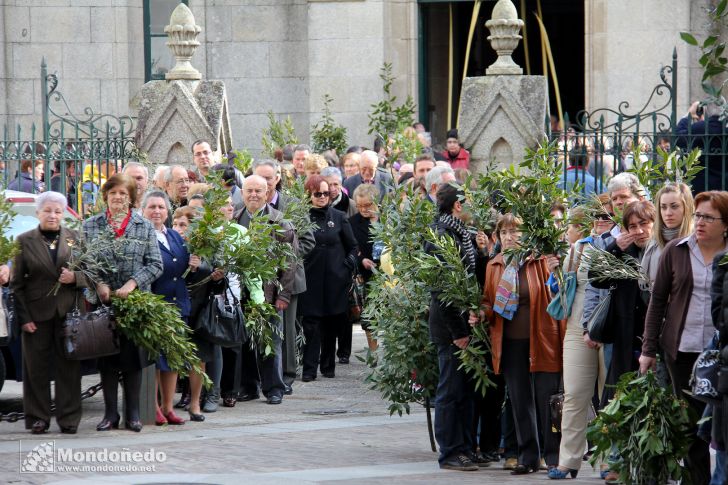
[712,251,728,339]
[589,241,648,403]
[676,115,727,192]
[349,213,374,282]
[299,206,358,317]
[423,219,481,345]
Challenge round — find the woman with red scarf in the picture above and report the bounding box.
[83,174,163,432]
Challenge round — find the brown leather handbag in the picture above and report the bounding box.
[62,306,120,360]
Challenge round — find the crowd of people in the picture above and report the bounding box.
[2,119,728,485]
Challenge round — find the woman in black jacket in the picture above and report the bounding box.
[299,175,358,381]
[588,200,655,404]
[349,183,381,352]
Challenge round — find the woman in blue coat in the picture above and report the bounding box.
[142,191,200,425]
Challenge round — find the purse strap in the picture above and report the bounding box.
[572,242,586,273]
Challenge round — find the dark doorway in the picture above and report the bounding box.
[419,0,585,147]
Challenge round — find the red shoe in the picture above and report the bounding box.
[155,409,167,426]
[164,410,185,425]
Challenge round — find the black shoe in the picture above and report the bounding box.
[301,375,316,382]
[267,395,282,405]
[59,425,77,434]
[124,420,143,432]
[482,451,500,463]
[237,392,260,402]
[338,357,349,364]
[189,412,205,422]
[322,372,335,378]
[31,420,49,434]
[96,415,120,432]
[468,452,492,468]
[511,464,538,475]
[174,393,191,409]
[440,454,479,471]
[283,384,293,395]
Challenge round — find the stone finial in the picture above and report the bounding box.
[164,3,202,81]
[485,0,524,75]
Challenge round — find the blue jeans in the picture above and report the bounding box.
[710,449,726,485]
[435,343,475,463]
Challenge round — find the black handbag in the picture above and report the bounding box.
[690,349,721,404]
[549,392,597,433]
[196,285,248,348]
[586,286,615,343]
[348,273,365,321]
[61,305,120,360]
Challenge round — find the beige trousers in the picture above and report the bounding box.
[557,316,606,470]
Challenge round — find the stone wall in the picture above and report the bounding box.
[0,0,143,134]
[584,0,711,121]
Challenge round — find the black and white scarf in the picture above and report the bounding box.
[438,213,477,273]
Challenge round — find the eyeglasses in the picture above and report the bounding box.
[596,214,613,221]
[693,213,723,224]
[174,178,191,185]
[313,191,330,198]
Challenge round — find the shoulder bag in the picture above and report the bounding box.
[690,349,721,404]
[196,282,248,348]
[586,285,616,344]
[547,243,585,320]
[62,304,120,360]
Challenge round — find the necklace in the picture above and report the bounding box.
[42,234,60,250]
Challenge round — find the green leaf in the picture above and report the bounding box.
[680,31,699,46]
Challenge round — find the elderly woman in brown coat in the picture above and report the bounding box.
[11,191,88,434]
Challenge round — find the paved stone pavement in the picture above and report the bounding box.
[0,326,603,484]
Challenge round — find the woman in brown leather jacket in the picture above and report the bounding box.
[482,213,566,475]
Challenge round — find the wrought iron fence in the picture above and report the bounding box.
[547,49,728,196]
[0,60,137,217]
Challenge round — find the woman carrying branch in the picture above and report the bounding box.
[11,191,88,434]
[589,200,655,405]
[482,213,565,475]
[549,202,614,480]
[640,191,728,485]
[84,174,163,433]
[142,191,201,425]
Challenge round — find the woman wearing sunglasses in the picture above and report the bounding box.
[298,175,358,381]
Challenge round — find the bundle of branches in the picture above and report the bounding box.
[112,290,210,387]
[311,94,348,155]
[222,213,293,356]
[49,229,142,296]
[462,170,498,234]
[182,171,231,278]
[0,192,20,264]
[261,111,298,158]
[280,177,318,237]
[587,371,693,484]
[417,228,494,396]
[226,149,255,176]
[487,142,577,310]
[362,187,438,415]
[627,146,703,201]
[581,245,651,291]
[387,130,423,166]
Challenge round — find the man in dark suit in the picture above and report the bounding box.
[235,175,296,404]
[676,101,727,192]
[342,150,393,201]
[253,160,315,390]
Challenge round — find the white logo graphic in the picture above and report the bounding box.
[20,441,55,473]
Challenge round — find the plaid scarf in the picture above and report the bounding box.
[493,260,520,320]
[438,213,477,273]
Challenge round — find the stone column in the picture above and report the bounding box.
[456,0,547,172]
[133,3,232,166]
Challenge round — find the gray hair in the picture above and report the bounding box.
[704,103,722,118]
[252,159,280,171]
[425,165,455,189]
[140,190,171,213]
[164,164,187,183]
[320,166,342,181]
[607,172,645,198]
[293,144,311,154]
[352,183,379,202]
[360,150,379,167]
[36,191,67,211]
[153,165,169,181]
[122,161,149,179]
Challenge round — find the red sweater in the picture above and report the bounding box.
[442,147,470,170]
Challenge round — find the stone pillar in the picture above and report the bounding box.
[456,0,547,172]
[133,3,232,166]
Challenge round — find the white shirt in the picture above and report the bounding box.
[155,227,170,251]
